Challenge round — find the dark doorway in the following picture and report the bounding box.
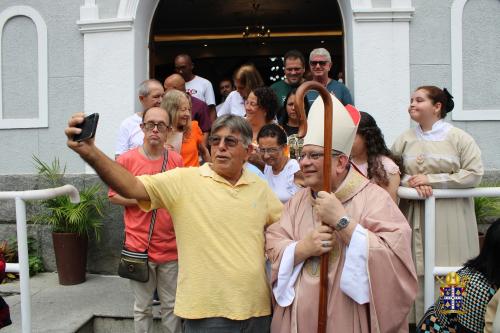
[150,0,344,104]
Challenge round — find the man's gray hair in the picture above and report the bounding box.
[138,79,162,97]
[309,48,331,63]
[211,115,253,147]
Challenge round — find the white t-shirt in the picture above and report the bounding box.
[115,113,143,155]
[264,159,301,203]
[186,75,216,106]
[216,90,245,117]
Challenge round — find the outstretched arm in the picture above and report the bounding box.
[65,113,150,201]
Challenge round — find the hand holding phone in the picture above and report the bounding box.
[73,113,99,142]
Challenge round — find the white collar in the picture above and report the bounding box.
[415,119,452,141]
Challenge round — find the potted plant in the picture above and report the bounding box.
[474,182,500,249]
[32,156,106,285]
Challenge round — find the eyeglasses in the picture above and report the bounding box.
[298,151,342,161]
[257,147,282,155]
[309,61,328,67]
[208,135,242,148]
[141,122,170,132]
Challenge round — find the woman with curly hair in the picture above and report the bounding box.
[245,86,279,170]
[351,111,401,202]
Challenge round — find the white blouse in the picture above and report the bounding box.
[264,159,300,203]
[216,90,245,117]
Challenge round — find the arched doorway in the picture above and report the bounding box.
[149,0,345,103]
[78,0,414,160]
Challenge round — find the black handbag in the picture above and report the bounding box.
[117,149,168,282]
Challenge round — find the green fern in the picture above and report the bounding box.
[32,156,106,241]
[474,182,500,224]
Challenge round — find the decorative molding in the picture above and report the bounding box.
[80,0,99,21]
[77,17,134,33]
[77,0,139,33]
[0,6,48,129]
[117,0,140,19]
[451,0,500,120]
[352,7,415,22]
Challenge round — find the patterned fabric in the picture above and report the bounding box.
[417,267,496,333]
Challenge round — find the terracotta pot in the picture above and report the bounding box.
[52,233,88,285]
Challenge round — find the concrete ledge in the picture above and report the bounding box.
[0,273,137,332]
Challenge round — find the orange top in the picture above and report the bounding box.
[181,120,204,167]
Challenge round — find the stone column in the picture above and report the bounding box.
[349,1,414,145]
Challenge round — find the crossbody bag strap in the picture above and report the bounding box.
[145,149,168,250]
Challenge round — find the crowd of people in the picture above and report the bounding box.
[63,47,499,333]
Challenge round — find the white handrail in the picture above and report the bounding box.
[0,185,80,333]
[397,186,500,312]
[0,184,80,203]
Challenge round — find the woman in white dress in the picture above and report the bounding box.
[257,123,303,203]
[392,86,484,321]
[351,111,401,202]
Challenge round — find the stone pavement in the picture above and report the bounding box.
[0,272,162,332]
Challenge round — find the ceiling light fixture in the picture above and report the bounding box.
[242,2,271,39]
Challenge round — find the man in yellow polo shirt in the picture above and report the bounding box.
[65,113,283,332]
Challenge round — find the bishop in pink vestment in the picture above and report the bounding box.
[265,94,417,332]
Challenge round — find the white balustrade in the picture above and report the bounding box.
[0,185,79,333]
[397,187,500,310]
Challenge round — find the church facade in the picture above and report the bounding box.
[0,0,499,175]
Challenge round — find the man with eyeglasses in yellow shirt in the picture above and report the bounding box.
[66,114,283,333]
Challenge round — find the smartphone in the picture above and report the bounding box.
[73,113,99,142]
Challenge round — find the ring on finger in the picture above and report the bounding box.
[321,240,330,248]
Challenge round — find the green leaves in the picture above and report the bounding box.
[474,182,500,224]
[32,156,106,241]
[32,155,66,187]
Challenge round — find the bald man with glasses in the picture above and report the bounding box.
[109,107,184,333]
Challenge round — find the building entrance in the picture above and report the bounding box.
[149,0,345,103]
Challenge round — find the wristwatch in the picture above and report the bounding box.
[335,216,350,231]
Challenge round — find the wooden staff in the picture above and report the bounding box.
[295,81,333,333]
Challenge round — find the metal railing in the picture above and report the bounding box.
[397,186,500,311]
[0,185,80,333]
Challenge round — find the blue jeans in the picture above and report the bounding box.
[183,316,271,333]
